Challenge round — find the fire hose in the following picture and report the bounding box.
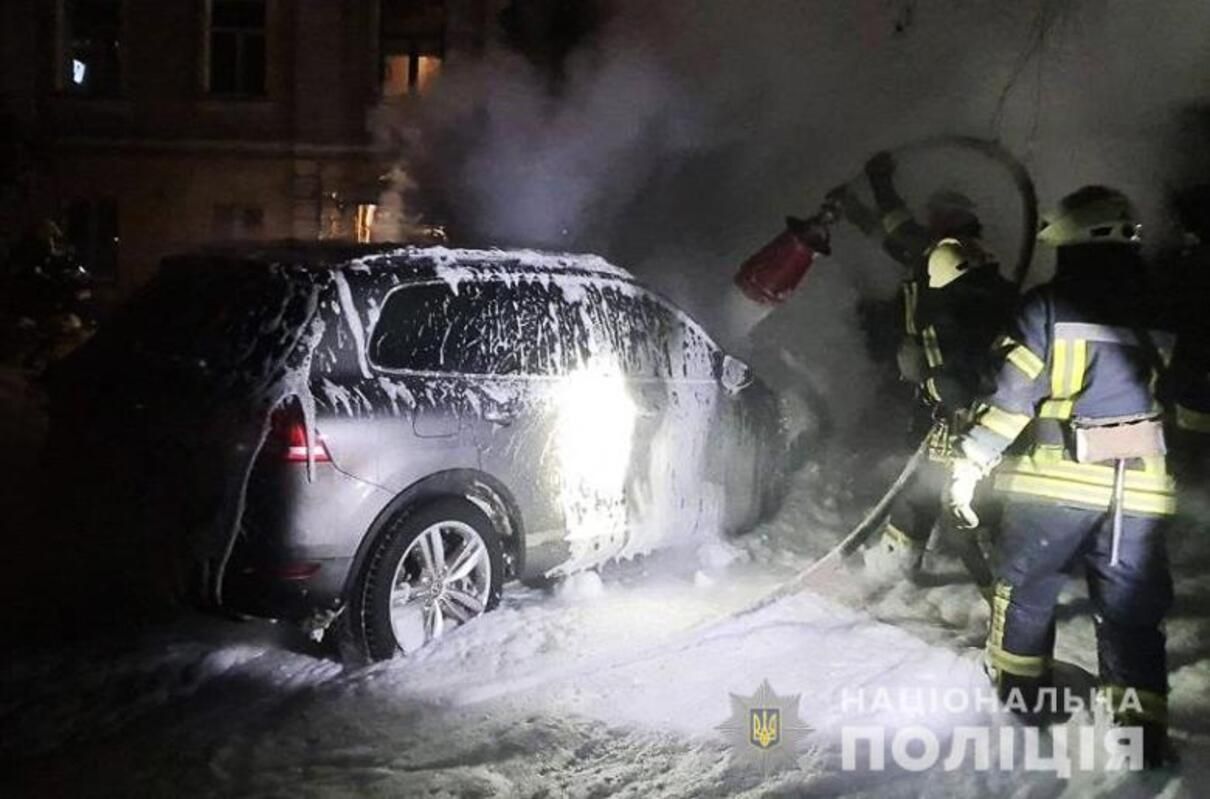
[728,437,932,621]
[896,134,1039,288]
[725,136,1038,619]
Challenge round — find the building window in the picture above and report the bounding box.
[66,198,119,281]
[355,204,377,243]
[212,204,264,240]
[63,0,123,96]
[382,51,442,98]
[207,0,267,96]
[380,0,445,98]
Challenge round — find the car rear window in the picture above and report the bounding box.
[79,258,315,389]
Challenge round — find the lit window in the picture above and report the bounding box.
[382,55,410,98]
[64,0,122,96]
[355,204,377,243]
[415,54,442,94]
[208,0,267,96]
[380,0,445,98]
[381,51,442,98]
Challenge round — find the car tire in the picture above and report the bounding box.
[344,497,504,662]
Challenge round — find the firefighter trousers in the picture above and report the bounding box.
[989,500,1172,715]
[884,459,947,548]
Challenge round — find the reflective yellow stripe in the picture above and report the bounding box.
[1141,455,1165,476]
[989,581,1010,652]
[1040,339,1071,418]
[925,377,942,403]
[1177,404,1210,433]
[1071,338,1087,397]
[1038,399,1069,418]
[989,647,1051,679]
[978,405,1032,440]
[882,207,913,235]
[883,523,919,549]
[1007,456,1175,492]
[988,580,1051,678]
[1005,342,1045,380]
[994,472,1177,516]
[1051,338,1068,398]
[922,326,943,368]
[995,452,1177,516]
[1039,337,1087,420]
[1031,443,1067,462]
[903,282,918,335]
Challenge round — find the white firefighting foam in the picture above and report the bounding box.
[303,251,739,578]
[5,464,1208,796]
[551,358,637,572]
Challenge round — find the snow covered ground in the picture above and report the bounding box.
[3,455,1208,798]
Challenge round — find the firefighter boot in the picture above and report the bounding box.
[1103,689,1177,769]
[992,669,1071,725]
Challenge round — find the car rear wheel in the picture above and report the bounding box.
[348,498,504,662]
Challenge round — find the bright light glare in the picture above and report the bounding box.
[553,360,636,572]
[72,59,87,85]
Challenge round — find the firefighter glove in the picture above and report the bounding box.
[825,184,856,218]
[948,459,984,530]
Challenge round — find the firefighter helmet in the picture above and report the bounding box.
[1037,185,1141,247]
[926,237,985,288]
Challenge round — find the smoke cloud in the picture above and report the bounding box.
[378,0,1210,445]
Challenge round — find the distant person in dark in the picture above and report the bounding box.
[1,219,95,370]
[1156,184,1210,481]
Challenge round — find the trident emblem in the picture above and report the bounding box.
[749,707,781,749]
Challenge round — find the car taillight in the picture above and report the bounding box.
[269,400,331,463]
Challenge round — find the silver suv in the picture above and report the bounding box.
[54,246,789,660]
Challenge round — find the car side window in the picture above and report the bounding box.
[369,279,593,376]
[580,284,717,380]
[369,276,719,380]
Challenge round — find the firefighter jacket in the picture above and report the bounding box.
[901,258,1015,413]
[1160,244,1210,436]
[1171,338,1210,436]
[875,201,1015,462]
[877,200,1013,410]
[959,253,1179,517]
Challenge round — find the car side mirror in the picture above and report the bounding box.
[718,353,753,395]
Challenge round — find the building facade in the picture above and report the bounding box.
[1,0,495,296]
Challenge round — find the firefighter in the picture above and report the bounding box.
[830,152,1015,580]
[1159,185,1210,482]
[948,186,1176,767]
